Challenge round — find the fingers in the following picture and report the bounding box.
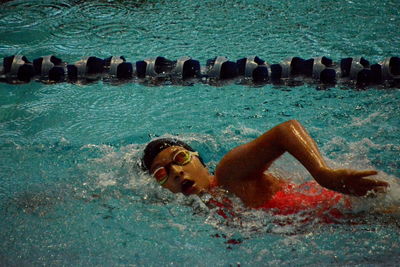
[357,170,390,189]
[344,169,389,196]
[356,178,389,197]
[373,180,389,187]
[356,170,378,178]
[329,169,388,197]
[344,169,378,183]
[372,186,388,194]
[360,177,389,187]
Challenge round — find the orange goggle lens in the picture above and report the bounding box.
[172,150,191,165]
[152,167,168,185]
[152,150,197,185]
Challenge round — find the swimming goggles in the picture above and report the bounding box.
[152,150,199,185]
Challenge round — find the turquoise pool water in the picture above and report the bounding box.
[1,0,399,265]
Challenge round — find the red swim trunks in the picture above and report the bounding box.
[260,181,351,223]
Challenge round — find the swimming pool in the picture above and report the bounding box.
[1,0,399,265]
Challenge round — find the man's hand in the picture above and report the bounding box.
[315,168,389,196]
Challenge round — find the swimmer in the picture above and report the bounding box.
[141,120,389,216]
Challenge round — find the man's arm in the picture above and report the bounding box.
[216,120,388,196]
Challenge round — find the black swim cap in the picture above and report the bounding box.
[141,138,205,173]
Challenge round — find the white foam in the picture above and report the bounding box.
[79,143,145,193]
[76,131,399,236]
[349,111,385,127]
[322,136,400,213]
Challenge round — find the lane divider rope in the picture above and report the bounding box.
[1,55,399,87]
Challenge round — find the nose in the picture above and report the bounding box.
[169,164,184,181]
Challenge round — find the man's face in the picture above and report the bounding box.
[150,146,212,195]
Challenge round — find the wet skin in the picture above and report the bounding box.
[150,146,214,196]
[149,120,389,208]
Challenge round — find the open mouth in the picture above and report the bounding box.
[181,179,195,195]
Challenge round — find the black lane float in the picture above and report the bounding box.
[1,55,399,87]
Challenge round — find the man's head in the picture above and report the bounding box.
[142,138,212,195]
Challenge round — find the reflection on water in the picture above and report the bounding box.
[1,0,399,61]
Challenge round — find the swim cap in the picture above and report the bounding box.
[141,138,205,173]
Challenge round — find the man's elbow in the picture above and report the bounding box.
[275,120,302,133]
[282,119,301,127]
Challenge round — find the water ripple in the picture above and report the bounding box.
[1,0,398,61]
[0,0,73,30]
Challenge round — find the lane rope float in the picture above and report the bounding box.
[1,55,399,87]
